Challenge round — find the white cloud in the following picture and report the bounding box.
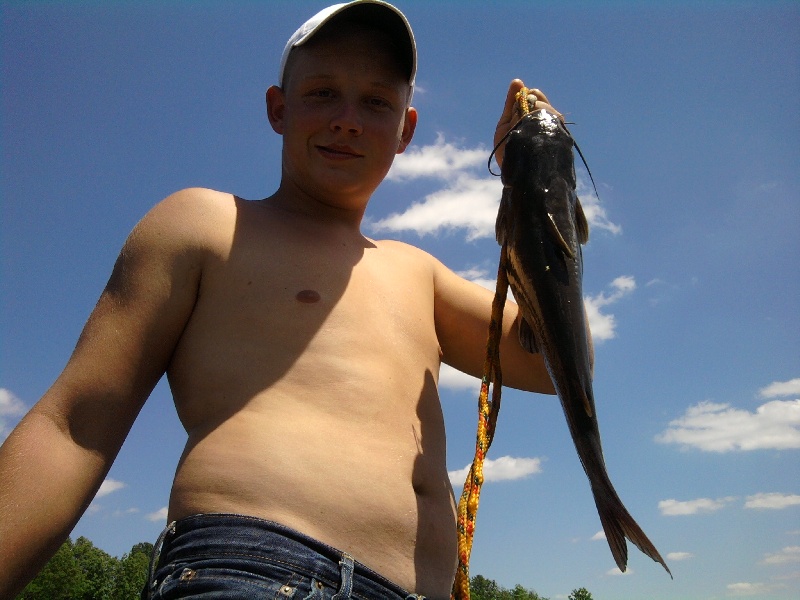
[575,178,622,235]
[584,276,636,342]
[438,363,481,391]
[658,497,736,516]
[606,566,633,576]
[759,378,800,399]
[145,506,169,523]
[0,388,26,441]
[655,399,800,452]
[455,266,498,292]
[591,530,606,541]
[95,478,126,498]
[745,493,800,510]
[372,136,621,243]
[455,267,636,345]
[727,581,786,596]
[666,551,694,561]
[448,455,542,487]
[761,546,800,566]
[386,134,487,182]
[372,173,500,241]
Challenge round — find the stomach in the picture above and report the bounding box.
[167,392,458,597]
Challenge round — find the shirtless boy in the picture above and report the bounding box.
[0,2,562,598]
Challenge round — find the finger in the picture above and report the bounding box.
[525,88,563,119]
[499,79,525,126]
[526,88,551,105]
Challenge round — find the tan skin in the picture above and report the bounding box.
[0,26,563,600]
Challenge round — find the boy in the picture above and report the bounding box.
[0,2,560,598]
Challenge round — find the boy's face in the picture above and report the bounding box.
[268,26,417,209]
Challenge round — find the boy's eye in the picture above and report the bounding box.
[307,88,334,99]
[368,97,391,109]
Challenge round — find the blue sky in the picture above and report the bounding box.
[1,1,798,599]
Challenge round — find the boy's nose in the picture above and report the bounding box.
[330,102,363,135]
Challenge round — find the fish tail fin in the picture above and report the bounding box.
[595,482,673,579]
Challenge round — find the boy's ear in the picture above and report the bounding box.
[396,106,418,154]
[266,86,286,134]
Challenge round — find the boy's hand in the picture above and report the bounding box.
[493,79,562,169]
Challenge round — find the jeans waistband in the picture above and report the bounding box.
[146,513,425,600]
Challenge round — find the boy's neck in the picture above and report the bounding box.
[266,182,370,232]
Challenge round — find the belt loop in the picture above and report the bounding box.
[331,552,354,599]
[143,520,176,600]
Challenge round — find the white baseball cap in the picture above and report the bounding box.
[278,1,416,90]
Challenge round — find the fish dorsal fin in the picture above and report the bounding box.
[518,317,539,354]
[575,198,590,245]
[547,213,576,259]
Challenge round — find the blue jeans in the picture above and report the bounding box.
[142,513,427,599]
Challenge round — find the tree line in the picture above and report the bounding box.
[470,574,593,600]
[17,537,151,600]
[18,537,593,600]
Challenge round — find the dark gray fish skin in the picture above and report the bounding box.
[496,109,671,578]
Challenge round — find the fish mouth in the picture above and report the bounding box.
[316,144,363,160]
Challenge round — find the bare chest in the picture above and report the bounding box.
[167,223,440,411]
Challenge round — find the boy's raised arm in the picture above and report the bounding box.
[0,189,208,598]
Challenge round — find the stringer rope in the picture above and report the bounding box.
[451,245,509,600]
[451,87,534,600]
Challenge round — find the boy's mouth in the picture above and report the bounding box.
[317,144,363,159]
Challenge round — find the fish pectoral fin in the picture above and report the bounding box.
[581,385,594,418]
[518,317,539,354]
[575,198,590,245]
[547,213,576,259]
[496,185,513,245]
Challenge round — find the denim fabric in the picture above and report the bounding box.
[142,513,426,599]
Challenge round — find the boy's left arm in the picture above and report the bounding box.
[433,259,555,395]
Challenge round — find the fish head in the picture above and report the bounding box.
[501,110,577,191]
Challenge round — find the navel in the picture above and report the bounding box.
[295,289,321,304]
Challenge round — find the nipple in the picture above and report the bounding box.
[295,289,321,304]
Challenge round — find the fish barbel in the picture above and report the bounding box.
[496,107,671,577]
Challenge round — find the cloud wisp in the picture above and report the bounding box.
[744,492,800,510]
[583,276,636,342]
[145,506,169,523]
[87,478,127,514]
[760,546,800,566]
[95,478,126,499]
[0,388,26,442]
[666,551,694,561]
[448,455,543,487]
[726,581,786,597]
[658,496,736,516]
[759,378,800,399]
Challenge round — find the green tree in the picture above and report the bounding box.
[111,542,153,599]
[16,537,154,600]
[469,575,548,600]
[568,588,593,600]
[471,574,502,600]
[73,536,116,599]
[18,538,86,600]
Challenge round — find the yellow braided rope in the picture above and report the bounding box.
[451,246,509,600]
[451,88,534,600]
